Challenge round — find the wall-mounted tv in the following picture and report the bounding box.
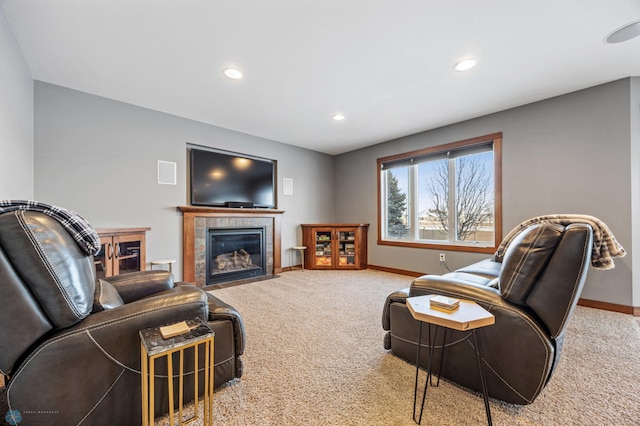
[189,146,276,209]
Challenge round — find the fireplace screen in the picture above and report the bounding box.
[207,227,266,284]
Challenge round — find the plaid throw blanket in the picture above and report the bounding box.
[0,200,101,256]
[494,214,626,270]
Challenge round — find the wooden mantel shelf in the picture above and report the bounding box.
[178,206,285,215]
[178,206,284,286]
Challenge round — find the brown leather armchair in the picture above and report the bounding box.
[0,210,245,425]
[382,221,594,405]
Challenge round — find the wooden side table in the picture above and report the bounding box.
[140,318,215,426]
[407,295,495,425]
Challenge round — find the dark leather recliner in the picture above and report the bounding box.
[0,210,245,425]
[383,221,594,405]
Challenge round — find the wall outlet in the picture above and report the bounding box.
[439,253,446,262]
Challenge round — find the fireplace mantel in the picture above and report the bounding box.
[179,206,285,215]
[178,206,284,286]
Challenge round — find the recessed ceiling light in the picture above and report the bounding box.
[223,68,243,79]
[454,59,476,72]
[605,19,640,43]
[332,114,345,121]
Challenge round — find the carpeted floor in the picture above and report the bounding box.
[158,269,640,425]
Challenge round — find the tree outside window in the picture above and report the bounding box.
[385,169,409,238]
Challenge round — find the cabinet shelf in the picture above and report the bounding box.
[117,254,139,261]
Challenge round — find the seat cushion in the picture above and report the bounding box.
[456,258,501,279]
[440,271,495,287]
[499,222,565,306]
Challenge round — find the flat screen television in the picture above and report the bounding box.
[189,147,276,208]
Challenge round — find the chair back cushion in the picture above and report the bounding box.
[0,211,95,329]
[0,245,53,374]
[499,222,565,305]
[526,223,592,337]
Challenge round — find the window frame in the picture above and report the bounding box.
[377,133,502,254]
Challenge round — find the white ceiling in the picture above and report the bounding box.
[2,0,640,155]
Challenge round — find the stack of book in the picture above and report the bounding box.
[429,295,460,312]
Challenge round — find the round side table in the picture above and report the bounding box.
[150,258,176,273]
[291,246,306,271]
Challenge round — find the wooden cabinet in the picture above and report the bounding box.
[301,224,368,270]
[94,227,150,278]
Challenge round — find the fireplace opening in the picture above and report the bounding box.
[206,227,266,285]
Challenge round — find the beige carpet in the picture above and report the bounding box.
[159,269,640,425]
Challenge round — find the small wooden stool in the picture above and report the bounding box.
[150,259,176,273]
[291,246,306,271]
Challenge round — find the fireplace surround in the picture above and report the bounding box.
[179,206,284,287]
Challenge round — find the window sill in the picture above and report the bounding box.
[377,239,497,254]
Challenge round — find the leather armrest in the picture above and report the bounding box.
[70,286,208,332]
[382,288,409,330]
[107,270,174,303]
[175,282,246,357]
[206,293,246,356]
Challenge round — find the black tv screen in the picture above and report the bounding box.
[189,147,275,208]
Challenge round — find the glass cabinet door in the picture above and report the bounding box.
[314,229,333,267]
[115,237,142,275]
[94,229,147,277]
[337,229,357,268]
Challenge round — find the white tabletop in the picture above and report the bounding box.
[407,295,495,331]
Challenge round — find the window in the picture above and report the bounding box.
[377,133,502,253]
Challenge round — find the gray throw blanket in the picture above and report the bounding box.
[495,214,626,270]
[0,200,101,256]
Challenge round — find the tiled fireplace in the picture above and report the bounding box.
[207,227,266,284]
[179,206,283,287]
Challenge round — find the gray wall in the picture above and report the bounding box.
[19,45,638,307]
[335,78,635,307]
[34,82,334,280]
[631,77,640,309]
[0,4,33,199]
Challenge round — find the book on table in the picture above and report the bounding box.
[429,295,460,311]
[159,321,192,339]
